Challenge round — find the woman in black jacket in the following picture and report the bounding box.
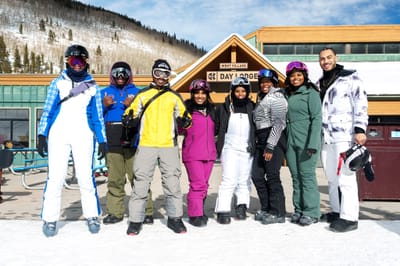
[214,77,255,224]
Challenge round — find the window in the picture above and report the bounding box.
[313,44,328,54]
[385,43,400,53]
[0,108,30,148]
[328,44,345,54]
[296,44,312,54]
[263,42,400,55]
[36,109,43,143]
[279,44,294,54]
[351,43,366,54]
[367,43,383,54]
[263,44,278,55]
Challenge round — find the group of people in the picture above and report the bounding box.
[36,44,368,237]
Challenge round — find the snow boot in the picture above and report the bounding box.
[330,218,358,232]
[167,217,187,234]
[261,214,285,224]
[127,222,143,236]
[42,221,57,237]
[87,217,100,234]
[189,216,206,227]
[216,212,231,224]
[235,204,247,220]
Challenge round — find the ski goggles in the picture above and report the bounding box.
[286,61,308,74]
[152,68,171,80]
[231,76,250,87]
[258,69,279,84]
[67,56,87,67]
[258,69,275,79]
[111,67,131,79]
[190,79,210,92]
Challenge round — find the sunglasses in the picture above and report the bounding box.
[286,61,308,74]
[111,67,131,79]
[67,56,87,67]
[231,77,250,86]
[191,79,210,92]
[152,68,171,80]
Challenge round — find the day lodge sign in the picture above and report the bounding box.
[207,62,258,82]
[170,33,286,102]
[207,70,259,82]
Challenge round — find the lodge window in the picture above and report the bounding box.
[279,45,294,54]
[351,43,366,54]
[263,42,399,55]
[36,109,43,143]
[367,43,383,54]
[385,43,400,53]
[0,108,29,148]
[295,44,312,54]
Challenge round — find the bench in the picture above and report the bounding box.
[8,149,108,190]
[8,156,48,190]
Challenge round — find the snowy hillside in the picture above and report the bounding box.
[0,0,204,74]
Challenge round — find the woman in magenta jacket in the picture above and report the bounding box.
[181,79,216,227]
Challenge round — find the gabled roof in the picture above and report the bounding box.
[170,33,286,93]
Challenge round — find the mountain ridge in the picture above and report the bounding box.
[0,0,205,74]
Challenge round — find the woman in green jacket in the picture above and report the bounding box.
[285,61,322,226]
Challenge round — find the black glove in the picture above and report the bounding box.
[122,110,140,129]
[37,135,48,158]
[176,111,192,129]
[306,148,317,157]
[97,143,107,160]
[364,161,375,182]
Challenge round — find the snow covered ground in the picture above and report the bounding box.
[1,164,399,266]
[1,218,399,266]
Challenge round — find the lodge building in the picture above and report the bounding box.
[1,25,400,149]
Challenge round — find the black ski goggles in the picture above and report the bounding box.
[111,67,131,79]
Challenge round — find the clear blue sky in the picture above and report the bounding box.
[78,0,400,51]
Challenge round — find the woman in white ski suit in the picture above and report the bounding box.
[214,77,255,224]
[37,45,106,236]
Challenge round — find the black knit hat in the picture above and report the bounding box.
[152,59,171,72]
[112,61,130,70]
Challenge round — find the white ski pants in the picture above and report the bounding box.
[321,141,359,221]
[215,147,253,213]
[41,130,100,222]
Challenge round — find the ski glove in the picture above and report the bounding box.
[122,110,140,129]
[97,143,107,160]
[364,161,375,182]
[37,135,48,158]
[176,111,192,129]
[306,148,317,157]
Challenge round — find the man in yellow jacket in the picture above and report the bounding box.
[124,59,192,235]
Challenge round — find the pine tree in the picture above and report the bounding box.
[48,30,56,44]
[35,54,41,73]
[68,29,73,41]
[39,19,46,31]
[23,44,29,73]
[59,55,64,72]
[30,51,35,73]
[96,45,102,56]
[13,47,22,72]
[0,35,12,73]
[19,23,23,34]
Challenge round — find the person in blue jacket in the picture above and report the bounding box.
[37,44,106,237]
[101,61,153,225]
